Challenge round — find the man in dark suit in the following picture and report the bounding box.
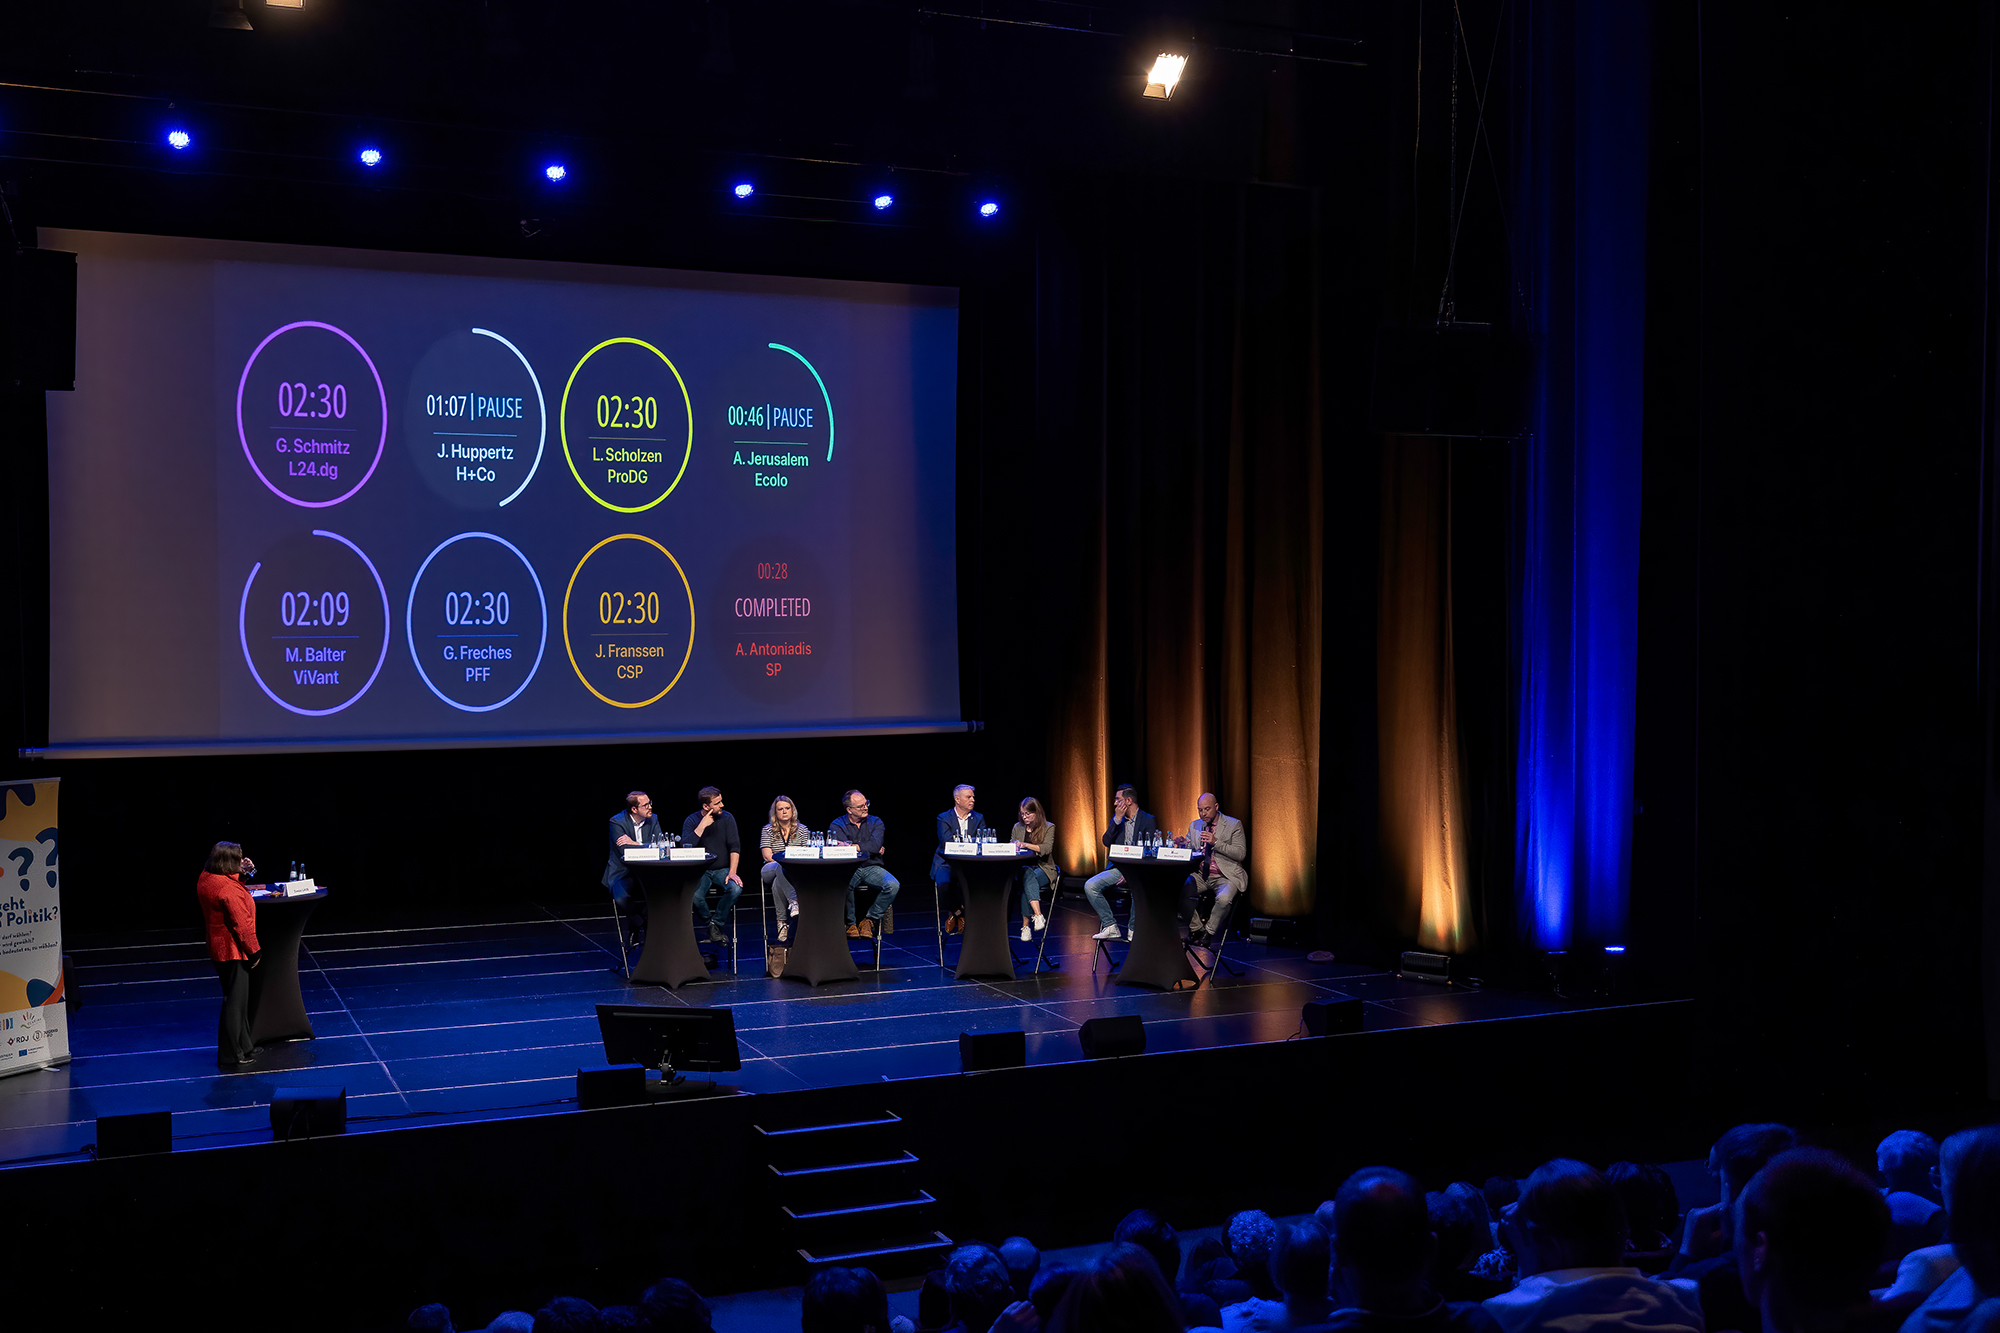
[930,783,987,933]
[602,790,662,941]
[1083,783,1156,941]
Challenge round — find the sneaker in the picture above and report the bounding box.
[1031,914,1047,932]
[776,921,790,944]
[709,924,728,945]
[788,900,800,916]
[1092,924,1121,941]
[1019,923,1033,942]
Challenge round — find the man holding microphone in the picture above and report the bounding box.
[1182,791,1247,946]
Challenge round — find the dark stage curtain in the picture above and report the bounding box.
[1030,179,1324,916]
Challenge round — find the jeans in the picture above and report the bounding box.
[1021,866,1051,913]
[1082,867,1125,929]
[846,864,901,924]
[607,872,648,935]
[693,866,743,927]
[762,860,796,915]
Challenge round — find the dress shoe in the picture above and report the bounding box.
[857,918,876,939]
[946,911,965,935]
[847,923,862,938]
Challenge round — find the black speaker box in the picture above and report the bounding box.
[1077,1015,1146,1059]
[959,1029,1026,1072]
[96,1109,171,1158]
[577,1064,648,1108]
[270,1085,347,1138]
[0,247,77,391]
[1301,998,1364,1037]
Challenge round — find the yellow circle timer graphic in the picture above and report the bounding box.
[563,533,696,708]
[559,337,694,513]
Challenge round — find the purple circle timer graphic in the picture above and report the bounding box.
[236,320,389,507]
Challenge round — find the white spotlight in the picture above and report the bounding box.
[1143,53,1188,100]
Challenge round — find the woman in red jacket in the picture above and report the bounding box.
[196,841,262,1070]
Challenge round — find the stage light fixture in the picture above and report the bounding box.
[208,0,253,30]
[267,0,304,7]
[1604,945,1626,953]
[733,182,755,199]
[544,163,567,182]
[873,194,894,211]
[1143,53,1189,100]
[978,200,1000,218]
[166,129,192,151]
[358,148,383,167]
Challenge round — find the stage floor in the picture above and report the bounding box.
[0,893,1583,1166]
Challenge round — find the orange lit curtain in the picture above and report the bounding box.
[1039,182,1324,915]
[1377,437,1473,952]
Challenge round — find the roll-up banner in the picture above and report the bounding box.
[0,779,66,1077]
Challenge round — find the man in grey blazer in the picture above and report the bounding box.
[1183,792,1248,944]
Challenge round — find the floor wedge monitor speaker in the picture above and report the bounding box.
[1077,1015,1146,1058]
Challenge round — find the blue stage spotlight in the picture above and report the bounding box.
[733,182,755,199]
[166,129,192,151]
[1603,945,1626,953]
[978,200,1000,218]
[544,163,567,182]
[359,147,383,167]
[872,194,894,211]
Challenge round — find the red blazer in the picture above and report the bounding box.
[196,871,261,963]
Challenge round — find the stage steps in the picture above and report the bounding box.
[755,1111,951,1277]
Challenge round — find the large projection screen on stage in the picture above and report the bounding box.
[41,230,961,756]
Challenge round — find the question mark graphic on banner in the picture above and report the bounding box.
[36,828,57,888]
[7,847,30,892]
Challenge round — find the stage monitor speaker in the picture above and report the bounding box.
[577,1064,648,1108]
[1078,1015,1146,1059]
[596,1004,742,1076]
[1301,998,1364,1037]
[959,1029,1026,1072]
[0,246,77,391]
[270,1085,347,1139]
[96,1109,171,1157]
[1400,951,1451,984]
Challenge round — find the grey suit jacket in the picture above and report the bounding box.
[1195,814,1248,892]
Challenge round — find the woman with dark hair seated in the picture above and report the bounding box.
[1049,1242,1186,1333]
[195,841,261,1070]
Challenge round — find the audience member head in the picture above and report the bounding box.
[1942,1126,2000,1294]
[487,1316,536,1333]
[998,1238,1041,1301]
[408,1304,453,1333]
[533,1298,601,1333]
[944,1244,1014,1333]
[1314,1199,1340,1240]
[803,1266,891,1333]
[1224,1210,1281,1298]
[641,1279,711,1333]
[1483,1177,1520,1215]
[204,840,245,876]
[1113,1209,1181,1289]
[1182,1234,1232,1291]
[1445,1181,1494,1245]
[1878,1131,1942,1197]
[916,1271,952,1332]
[1050,1242,1184,1333]
[1271,1220,1331,1316]
[1510,1159,1628,1276]
[1332,1167,1433,1313]
[1735,1148,1888,1333]
[1031,1265,1079,1323]
[599,1309,650,1333]
[1606,1161,1681,1248]
[1712,1123,1801,1205]
[1428,1189,1480,1275]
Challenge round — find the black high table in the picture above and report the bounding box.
[942,850,1035,979]
[248,887,325,1045]
[623,853,723,989]
[772,852,865,986]
[1107,852,1201,990]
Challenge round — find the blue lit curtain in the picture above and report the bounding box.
[1512,0,1650,948]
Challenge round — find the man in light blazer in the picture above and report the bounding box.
[1183,791,1247,944]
